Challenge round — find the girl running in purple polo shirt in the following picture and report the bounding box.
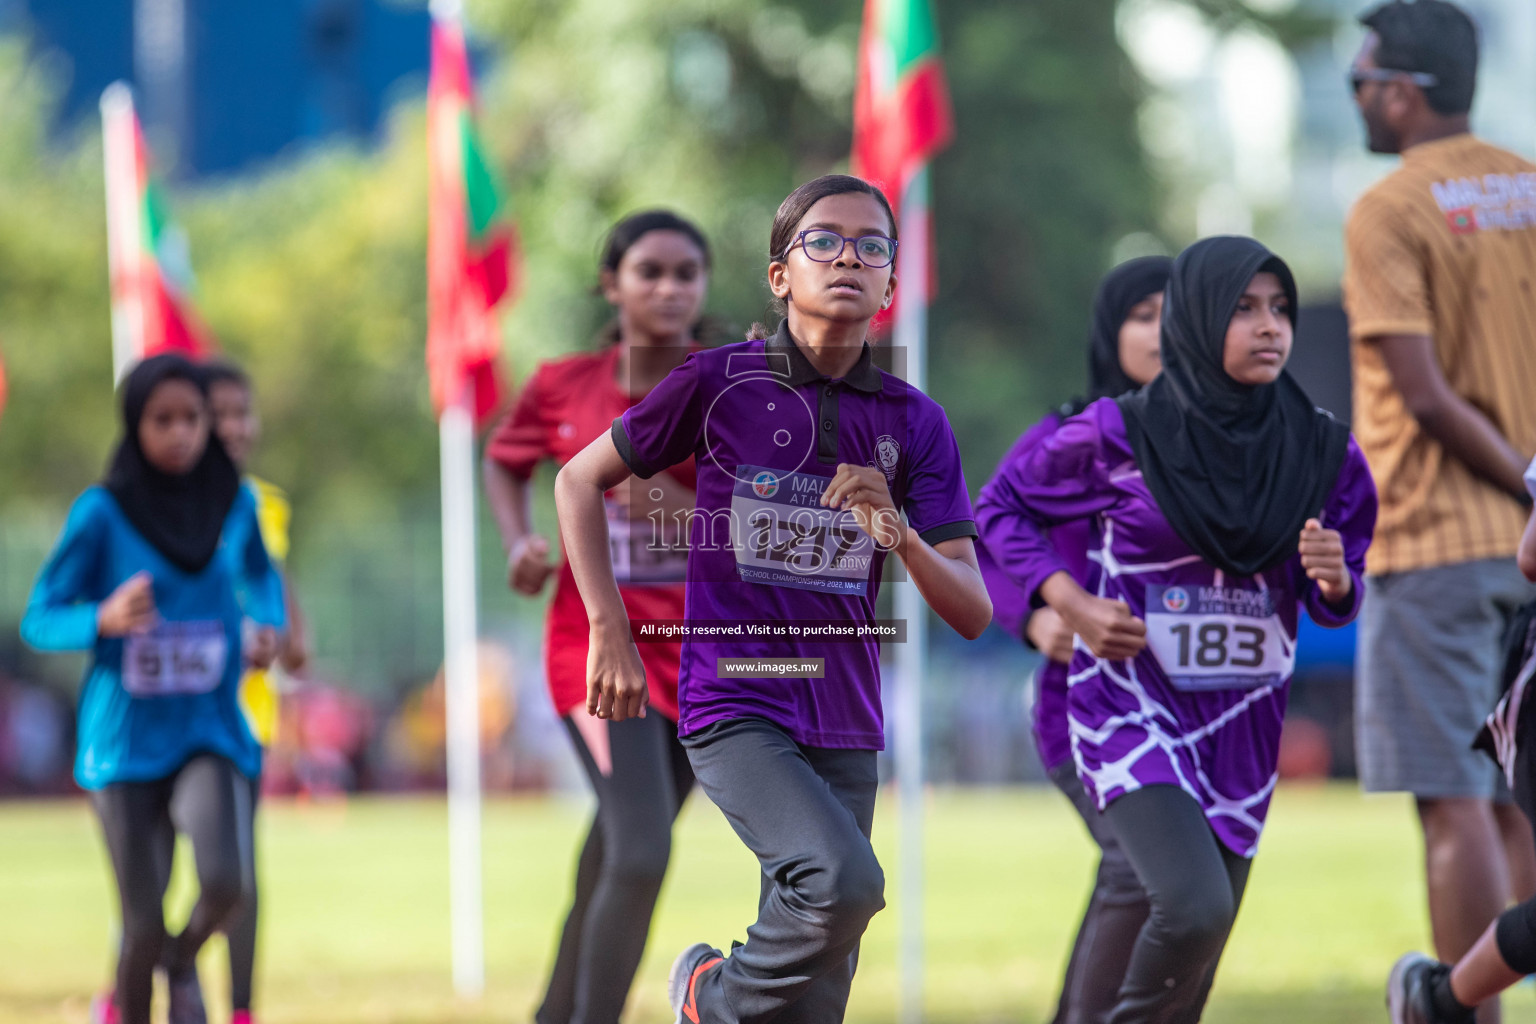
[555,174,991,1024]
[978,255,1170,1024]
[978,236,1377,1022]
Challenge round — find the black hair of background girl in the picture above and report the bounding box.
[1061,255,1173,418]
[593,209,717,345]
[748,174,898,341]
[1116,236,1350,576]
[104,353,241,574]
[202,358,252,393]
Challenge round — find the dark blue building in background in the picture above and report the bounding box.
[11,0,432,179]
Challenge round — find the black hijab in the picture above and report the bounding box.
[1062,255,1172,417]
[104,353,241,575]
[1116,236,1350,577]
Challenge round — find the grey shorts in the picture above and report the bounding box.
[1356,557,1535,799]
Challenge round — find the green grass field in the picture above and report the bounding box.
[0,783,1527,1023]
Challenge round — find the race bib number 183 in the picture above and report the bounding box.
[1144,584,1293,692]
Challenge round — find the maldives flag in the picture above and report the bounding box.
[851,0,954,204]
[427,14,516,426]
[851,0,953,329]
[101,83,213,365]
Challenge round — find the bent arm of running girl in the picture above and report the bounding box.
[903,532,991,640]
[484,458,556,596]
[21,491,127,651]
[820,462,992,639]
[561,354,703,722]
[239,492,287,668]
[980,413,1073,660]
[976,413,1118,596]
[1298,438,1377,626]
[555,433,648,723]
[483,375,558,597]
[975,409,1146,659]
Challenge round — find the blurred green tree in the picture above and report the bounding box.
[0,40,117,509]
[0,1,1163,683]
[929,0,1158,484]
[0,2,1160,518]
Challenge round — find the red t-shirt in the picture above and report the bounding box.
[486,345,693,720]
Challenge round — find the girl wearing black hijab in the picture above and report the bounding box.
[22,354,286,1024]
[978,237,1378,1022]
[978,255,1169,1024]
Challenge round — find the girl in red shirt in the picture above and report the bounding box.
[483,210,709,1024]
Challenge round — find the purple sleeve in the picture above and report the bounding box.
[977,539,1029,640]
[1301,437,1378,627]
[902,398,977,546]
[976,413,1063,641]
[612,353,704,479]
[976,404,1121,606]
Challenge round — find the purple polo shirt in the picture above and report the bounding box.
[612,322,976,749]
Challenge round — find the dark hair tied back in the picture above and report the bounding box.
[748,174,898,340]
[202,358,251,392]
[599,210,711,275]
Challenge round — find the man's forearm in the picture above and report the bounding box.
[1415,394,1529,501]
[1376,332,1530,503]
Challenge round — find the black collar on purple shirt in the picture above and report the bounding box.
[766,320,883,393]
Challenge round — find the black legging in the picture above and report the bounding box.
[92,753,254,1024]
[1102,785,1253,1024]
[226,772,260,1011]
[1048,761,1152,1024]
[143,768,261,1012]
[536,711,694,1024]
[1496,706,1536,975]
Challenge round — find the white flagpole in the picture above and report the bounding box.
[100,82,143,384]
[893,164,931,1024]
[430,0,484,997]
[440,393,485,998]
[133,0,188,176]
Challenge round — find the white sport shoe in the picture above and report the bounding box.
[1388,952,1468,1024]
[667,942,723,1024]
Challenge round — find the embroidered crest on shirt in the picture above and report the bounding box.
[872,434,900,483]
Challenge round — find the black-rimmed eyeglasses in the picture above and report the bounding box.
[782,229,898,269]
[1348,67,1438,94]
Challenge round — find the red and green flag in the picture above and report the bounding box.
[851,0,954,203]
[101,83,213,373]
[427,13,517,426]
[851,0,953,330]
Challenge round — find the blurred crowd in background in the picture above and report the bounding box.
[0,621,1356,797]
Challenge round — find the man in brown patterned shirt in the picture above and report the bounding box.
[1344,3,1536,1021]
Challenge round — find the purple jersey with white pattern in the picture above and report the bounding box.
[977,398,1377,855]
[976,410,1095,772]
[614,327,976,750]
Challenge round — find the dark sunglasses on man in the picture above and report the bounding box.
[1348,66,1439,94]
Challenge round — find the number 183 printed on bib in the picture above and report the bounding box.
[1143,584,1294,692]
